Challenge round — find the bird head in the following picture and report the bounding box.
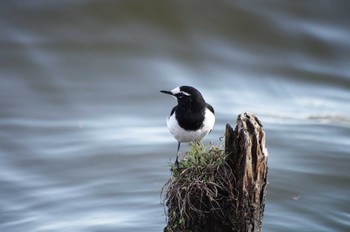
[160,86,205,107]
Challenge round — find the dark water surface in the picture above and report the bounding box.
[1,1,350,231]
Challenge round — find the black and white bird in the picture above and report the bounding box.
[160,86,215,167]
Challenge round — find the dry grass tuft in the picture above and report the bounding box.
[162,143,237,231]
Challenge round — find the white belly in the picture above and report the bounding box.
[166,108,215,143]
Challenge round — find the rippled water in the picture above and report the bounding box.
[1,1,350,231]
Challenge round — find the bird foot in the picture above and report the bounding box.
[175,157,180,168]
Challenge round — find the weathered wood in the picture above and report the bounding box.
[163,112,268,232]
[225,112,268,232]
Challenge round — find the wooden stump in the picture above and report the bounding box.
[163,112,268,232]
[225,112,268,231]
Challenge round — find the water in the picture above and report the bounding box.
[1,1,350,231]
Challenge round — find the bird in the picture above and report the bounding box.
[160,86,215,167]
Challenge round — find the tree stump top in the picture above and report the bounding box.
[163,112,268,232]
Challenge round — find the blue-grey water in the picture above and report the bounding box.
[1,1,350,231]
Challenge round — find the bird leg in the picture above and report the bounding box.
[175,142,181,168]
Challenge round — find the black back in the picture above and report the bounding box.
[171,86,214,131]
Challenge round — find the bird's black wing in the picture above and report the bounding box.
[170,106,176,116]
[206,103,215,114]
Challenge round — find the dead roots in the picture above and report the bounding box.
[162,144,237,232]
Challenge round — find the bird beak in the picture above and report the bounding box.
[160,90,174,96]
